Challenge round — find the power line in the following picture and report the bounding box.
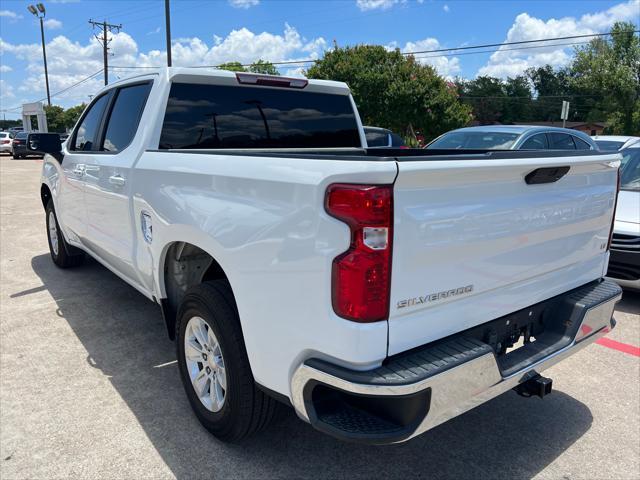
[89,19,122,85]
[0,70,104,113]
[186,29,640,69]
[4,29,637,114]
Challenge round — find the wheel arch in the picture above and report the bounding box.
[40,183,52,211]
[158,240,233,340]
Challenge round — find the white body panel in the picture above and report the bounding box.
[40,68,621,400]
[388,154,620,354]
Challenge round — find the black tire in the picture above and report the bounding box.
[176,280,282,442]
[13,154,21,159]
[45,200,84,268]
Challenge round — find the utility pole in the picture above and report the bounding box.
[165,0,172,67]
[89,19,122,85]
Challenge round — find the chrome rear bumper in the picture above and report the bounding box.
[290,280,622,444]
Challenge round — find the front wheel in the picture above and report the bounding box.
[176,280,282,442]
[45,200,84,268]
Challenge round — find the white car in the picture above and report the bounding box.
[34,68,622,444]
[0,132,13,154]
[607,145,640,290]
[592,135,640,151]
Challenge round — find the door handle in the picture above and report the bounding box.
[109,174,126,187]
[72,164,85,176]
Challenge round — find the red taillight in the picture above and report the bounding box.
[325,184,393,322]
[607,167,621,251]
[1,140,9,144]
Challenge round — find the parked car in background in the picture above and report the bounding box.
[426,126,597,151]
[607,145,640,290]
[0,132,14,155]
[8,127,23,135]
[11,132,44,159]
[364,126,406,148]
[592,135,640,152]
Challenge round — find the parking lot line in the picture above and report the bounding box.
[596,337,640,357]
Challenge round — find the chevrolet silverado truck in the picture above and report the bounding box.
[33,68,623,444]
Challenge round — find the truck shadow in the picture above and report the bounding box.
[30,253,594,480]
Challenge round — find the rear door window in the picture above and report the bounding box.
[159,83,361,149]
[548,133,576,150]
[572,136,592,150]
[520,133,549,150]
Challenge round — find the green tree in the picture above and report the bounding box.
[44,105,66,132]
[526,66,572,121]
[570,22,640,134]
[457,76,506,124]
[248,59,279,75]
[62,104,86,130]
[503,75,533,123]
[218,61,246,72]
[307,45,471,142]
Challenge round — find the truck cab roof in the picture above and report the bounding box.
[98,67,352,97]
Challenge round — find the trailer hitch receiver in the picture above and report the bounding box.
[515,375,553,399]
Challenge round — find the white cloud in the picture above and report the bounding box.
[392,37,461,78]
[0,24,327,112]
[44,18,63,30]
[443,4,450,13]
[0,79,15,100]
[356,0,401,11]
[229,0,259,8]
[0,65,13,73]
[0,10,22,20]
[478,0,640,78]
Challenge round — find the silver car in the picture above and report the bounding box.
[426,125,598,151]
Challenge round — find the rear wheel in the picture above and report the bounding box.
[176,280,282,442]
[45,200,84,268]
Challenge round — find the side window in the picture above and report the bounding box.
[73,93,111,151]
[520,133,548,150]
[102,83,152,152]
[572,136,592,150]
[548,133,576,150]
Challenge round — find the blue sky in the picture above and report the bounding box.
[1,0,639,118]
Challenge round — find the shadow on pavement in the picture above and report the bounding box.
[29,253,594,479]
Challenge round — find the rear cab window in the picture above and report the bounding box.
[159,83,361,149]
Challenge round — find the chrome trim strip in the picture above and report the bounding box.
[290,292,621,442]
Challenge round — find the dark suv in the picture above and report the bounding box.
[12,132,45,159]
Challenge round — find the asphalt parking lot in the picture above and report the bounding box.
[0,154,639,479]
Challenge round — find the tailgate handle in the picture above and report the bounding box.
[525,166,570,185]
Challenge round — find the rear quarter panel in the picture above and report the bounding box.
[131,151,397,397]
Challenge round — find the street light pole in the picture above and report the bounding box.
[28,3,51,106]
[38,15,51,106]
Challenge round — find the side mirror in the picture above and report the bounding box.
[27,133,62,161]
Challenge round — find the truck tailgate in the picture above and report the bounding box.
[388,152,620,355]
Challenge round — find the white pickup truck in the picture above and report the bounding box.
[34,68,623,444]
